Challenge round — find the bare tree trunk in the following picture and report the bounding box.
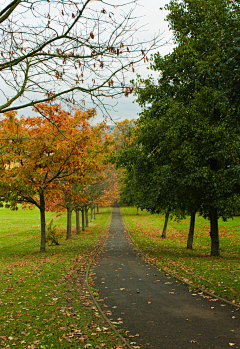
[39,190,46,252]
[162,209,170,238]
[94,206,96,220]
[91,207,94,222]
[85,207,89,227]
[81,208,85,231]
[66,202,72,239]
[187,212,196,249]
[76,209,80,235]
[97,204,99,213]
[209,206,220,256]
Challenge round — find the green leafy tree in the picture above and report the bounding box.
[123,0,240,256]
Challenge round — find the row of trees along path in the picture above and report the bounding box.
[0,102,119,252]
[93,206,240,349]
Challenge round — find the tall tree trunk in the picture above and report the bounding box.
[85,207,89,227]
[81,208,85,231]
[94,206,96,220]
[91,207,94,222]
[97,204,99,213]
[187,211,196,249]
[66,202,72,239]
[209,206,220,256]
[39,190,46,252]
[162,209,170,238]
[76,209,80,235]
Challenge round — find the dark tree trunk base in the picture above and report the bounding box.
[209,207,220,257]
[187,212,196,249]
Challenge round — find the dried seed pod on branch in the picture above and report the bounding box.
[0,0,163,115]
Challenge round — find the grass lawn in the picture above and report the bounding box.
[121,206,240,305]
[0,206,126,349]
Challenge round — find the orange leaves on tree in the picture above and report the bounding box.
[0,103,111,251]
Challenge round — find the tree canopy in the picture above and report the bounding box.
[113,0,240,256]
[0,102,112,251]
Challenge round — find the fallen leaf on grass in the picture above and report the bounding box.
[190,340,199,343]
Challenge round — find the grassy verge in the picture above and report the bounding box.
[121,206,240,305]
[0,206,126,349]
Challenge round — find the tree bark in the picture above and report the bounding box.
[85,207,89,227]
[187,211,196,249]
[91,207,94,222]
[162,209,170,238]
[66,202,72,239]
[94,206,96,220]
[97,204,99,213]
[81,208,85,231]
[39,190,46,252]
[76,209,80,235]
[209,206,220,256]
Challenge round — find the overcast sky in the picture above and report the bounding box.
[100,0,175,125]
[0,0,174,123]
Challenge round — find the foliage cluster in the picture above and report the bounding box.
[0,102,120,252]
[46,219,63,245]
[112,0,240,257]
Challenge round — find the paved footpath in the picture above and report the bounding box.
[92,207,240,349]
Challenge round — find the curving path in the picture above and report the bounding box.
[92,207,240,349]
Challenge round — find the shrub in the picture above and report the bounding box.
[46,219,63,245]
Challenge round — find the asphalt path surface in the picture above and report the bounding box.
[92,207,240,349]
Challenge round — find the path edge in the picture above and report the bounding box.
[120,207,240,310]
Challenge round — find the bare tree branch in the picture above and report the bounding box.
[0,0,164,114]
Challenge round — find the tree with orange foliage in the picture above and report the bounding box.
[111,119,136,149]
[0,103,111,252]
